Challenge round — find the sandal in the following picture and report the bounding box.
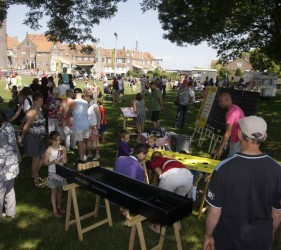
[53,211,63,219]
[57,208,65,215]
[34,182,45,188]
[37,176,44,182]
[120,208,131,220]
[149,223,161,234]
[31,176,44,182]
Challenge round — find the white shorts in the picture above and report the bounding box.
[73,129,89,142]
[228,141,241,157]
[159,168,193,196]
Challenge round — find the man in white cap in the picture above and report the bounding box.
[204,116,281,250]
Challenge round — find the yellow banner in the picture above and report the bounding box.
[195,86,218,128]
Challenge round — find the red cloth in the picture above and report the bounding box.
[150,157,186,174]
[99,105,107,125]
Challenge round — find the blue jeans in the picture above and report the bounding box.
[174,104,189,128]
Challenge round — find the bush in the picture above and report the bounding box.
[235,68,242,76]
[218,67,233,78]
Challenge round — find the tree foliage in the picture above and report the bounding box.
[141,0,281,64]
[218,67,233,78]
[2,0,281,65]
[2,0,125,44]
[235,68,242,77]
[249,49,281,76]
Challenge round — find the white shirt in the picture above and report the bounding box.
[88,101,100,126]
[58,84,70,99]
[23,95,33,112]
[118,79,124,90]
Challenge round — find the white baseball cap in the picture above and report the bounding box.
[238,116,267,140]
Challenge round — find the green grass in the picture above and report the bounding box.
[0,77,280,249]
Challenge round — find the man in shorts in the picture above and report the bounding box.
[69,88,89,161]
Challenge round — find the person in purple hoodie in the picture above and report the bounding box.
[114,144,148,219]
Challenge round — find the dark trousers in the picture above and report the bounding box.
[162,85,166,97]
[174,104,189,128]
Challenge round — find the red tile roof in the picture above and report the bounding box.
[7,35,20,50]
[26,34,54,52]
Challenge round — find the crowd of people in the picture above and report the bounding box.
[0,71,281,250]
[0,70,108,219]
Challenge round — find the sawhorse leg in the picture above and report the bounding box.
[63,183,113,241]
[151,221,182,250]
[126,215,183,250]
[126,215,147,250]
[64,183,83,240]
[198,175,211,219]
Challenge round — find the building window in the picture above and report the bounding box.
[37,53,41,56]
[38,62,42,66]
[22,52,26,55]
[26,41,29,46]
[237,62,242,67]
[46,62,49,66]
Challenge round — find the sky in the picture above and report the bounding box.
[6,1,218,70]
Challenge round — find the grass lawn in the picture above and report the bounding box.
[0,76,280,249]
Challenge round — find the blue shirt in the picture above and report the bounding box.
[117,140,131,157]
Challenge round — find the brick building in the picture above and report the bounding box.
[7,35,20,69]
[7,33,162,76]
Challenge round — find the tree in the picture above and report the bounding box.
[249,49,281,76]
[235,68,242,77]
[1,0,123,45]
[0,18,7,70]
[3,0,281,65]
[141,0,281,64]
[153,69,161,78]
[218,67,232,78]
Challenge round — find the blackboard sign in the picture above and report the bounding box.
[205,88,260,135]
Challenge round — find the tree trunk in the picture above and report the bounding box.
[0,18,7,70]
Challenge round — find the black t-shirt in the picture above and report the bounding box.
[206,153,281,250]
[30,83,42,94]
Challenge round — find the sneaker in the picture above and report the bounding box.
[93,155,100,161]
[87,153,93,158]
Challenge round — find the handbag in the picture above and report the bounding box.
[147,128,165,137]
